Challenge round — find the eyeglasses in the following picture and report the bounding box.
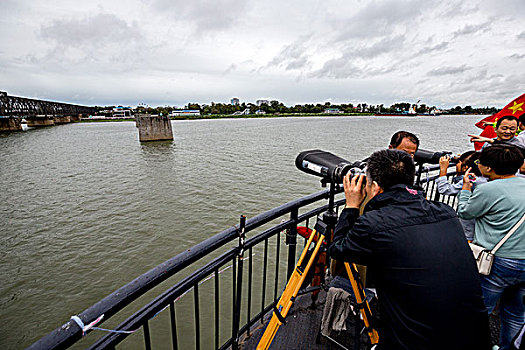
[474,159,480,165]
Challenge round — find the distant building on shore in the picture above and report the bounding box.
[170,110,201,117]
[232,108,250,115]
[256,99,269,106]
[231,98,240,105]
[95,106,133,119]
[112,106,133,118]
[323,108,343,114]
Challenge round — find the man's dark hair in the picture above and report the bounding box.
[464,152,482,176]
[479,145,524,175]
[495,115,518,128]
[389,131,420,149]
[366,149,415,189]
[519,114,525,125]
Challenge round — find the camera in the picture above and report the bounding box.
[295,150,366,183]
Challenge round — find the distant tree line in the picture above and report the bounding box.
[445,105,498,115]
[95,101,498,116]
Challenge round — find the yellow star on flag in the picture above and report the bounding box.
[508,101,524,114]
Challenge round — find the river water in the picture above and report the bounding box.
[0,115,482,348]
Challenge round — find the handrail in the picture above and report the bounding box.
[28,188,335,350]
[29,164,453,350]
[88,200,342,349]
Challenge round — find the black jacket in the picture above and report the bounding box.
[329,184,490,350]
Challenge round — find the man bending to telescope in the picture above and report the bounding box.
[388,130,419,157]
[329,149,490,350]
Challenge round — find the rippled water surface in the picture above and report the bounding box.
[0,115,483,348]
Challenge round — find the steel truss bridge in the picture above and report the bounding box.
[0,91,95,117]
[0,91,96,131]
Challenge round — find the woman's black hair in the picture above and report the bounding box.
[464,152,482,176]
[458,150,475,162]
[479,145,524,175]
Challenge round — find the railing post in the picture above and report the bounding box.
[415,163,424,188]
[433,187,441,202]
[232,215,246,350]
[286,208,299,279]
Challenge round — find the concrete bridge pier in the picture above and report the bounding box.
[70,114,82,122]
[26,116,55,127]
[136,114,173,141]
[53,115,71,124]
[0,117,22,131]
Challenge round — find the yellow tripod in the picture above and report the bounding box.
[256,221,328,350]
[256,185,379,349]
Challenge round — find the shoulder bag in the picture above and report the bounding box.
[469,213,525,275]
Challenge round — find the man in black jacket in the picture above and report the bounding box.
[329,149,490,350]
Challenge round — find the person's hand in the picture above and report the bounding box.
[462,168,473,191]
[439,155,450,176]
[343,173,366,208]
[468,134,493,143]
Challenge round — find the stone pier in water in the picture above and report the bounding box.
[136,114,174,142]
[26,116,55,127]
[0,117,22,131]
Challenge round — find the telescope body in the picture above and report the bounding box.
[296,150,364,183]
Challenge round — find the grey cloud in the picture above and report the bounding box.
[269,32,407,80]
[0,0,21,14]
[416,42,449,55]
[507,53,525,60]
[223,64,237,75]
[310,58,363,79]
[149,0,249,34]
[332,0,424,41]
[40,14,143,48]
[286,56,309,70]
[517,31,525,40]
[31,13,155,73]
[443,71,524,105]
[427,65,471,76]
[351,35,406,59]
[267,33,405,79]
[267,36,312,71]
[439,1,479,18]
[310,56,397,80]
[461,69,502,84]
[452,22,491,38]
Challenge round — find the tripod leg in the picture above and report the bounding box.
[344,262,379,345]
[256,230,326,350]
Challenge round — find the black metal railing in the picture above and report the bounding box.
[29,164,458,350]
[416,163,459,208]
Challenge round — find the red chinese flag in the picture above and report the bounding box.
[473,93,525,150]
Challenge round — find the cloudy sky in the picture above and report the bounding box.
[1,0,524,108]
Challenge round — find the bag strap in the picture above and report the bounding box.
[491,213,525,254]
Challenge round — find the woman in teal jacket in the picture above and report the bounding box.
[458,145,525,350]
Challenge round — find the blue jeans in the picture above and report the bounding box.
[480,256,525,350]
